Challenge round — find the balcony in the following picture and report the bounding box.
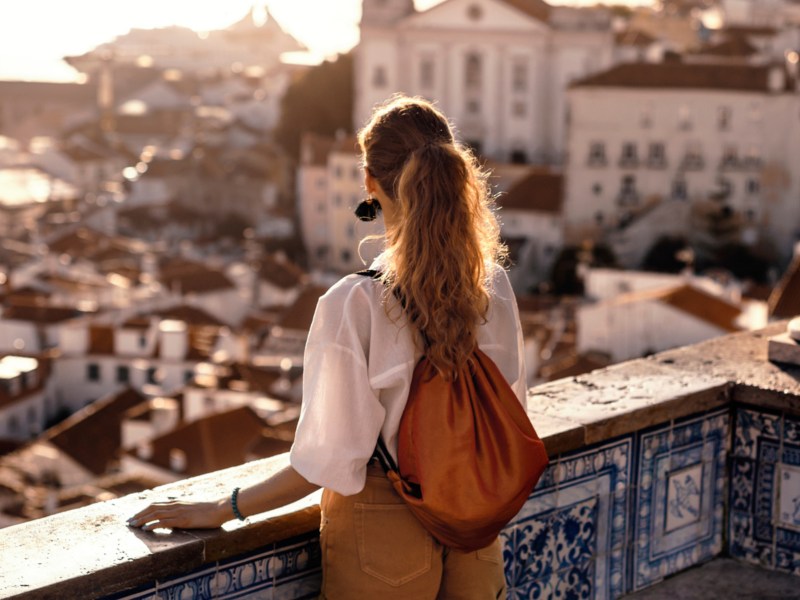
[680,154,705,172]
[1,323,800,599]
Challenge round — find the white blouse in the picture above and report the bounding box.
[289,259,527,496]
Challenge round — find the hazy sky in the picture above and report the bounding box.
[0,0,650,83]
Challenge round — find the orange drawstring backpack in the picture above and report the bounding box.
[361,270,549,552]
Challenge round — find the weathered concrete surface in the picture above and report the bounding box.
[621,558,800,599]
[0,455,321,600]
[530,321,800,457]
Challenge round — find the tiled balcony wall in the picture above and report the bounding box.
[1,323,799,599]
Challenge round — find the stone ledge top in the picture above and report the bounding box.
[0,456,321,600]
[529,321,800,454]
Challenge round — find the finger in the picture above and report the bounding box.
[128,507,174,528]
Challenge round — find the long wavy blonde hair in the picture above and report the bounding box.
[358,95,506,378]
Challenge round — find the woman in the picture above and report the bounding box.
[129,95,527,599]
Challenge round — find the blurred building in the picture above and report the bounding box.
[355,0,615,165]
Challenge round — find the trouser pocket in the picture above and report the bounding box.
[354,502,433,586]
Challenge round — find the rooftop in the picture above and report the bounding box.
[571,61,794,92]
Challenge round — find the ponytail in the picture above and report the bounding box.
[359,96,506,378]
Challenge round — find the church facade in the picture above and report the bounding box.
[354,0,615,165]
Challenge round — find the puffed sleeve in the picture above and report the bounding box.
[289,278,386,495]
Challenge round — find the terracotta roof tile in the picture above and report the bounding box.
[658,285,743,332]
[300,132,336,166]
[88,326,115,355]
[572,62,792,92]
[498,171,563,214]
[499,0,552,23]
[258,254,307,289]
[612,284,743,331]
[769,255,800,319]
[154,305,226,327]
[159,262,235,294]
[332,135,359,155]
[615,29,657,47]
[45,388,146,475]
[144,406,267,476]
[724,25,777,37]
[2,304,84,324]
[277,285,328,332]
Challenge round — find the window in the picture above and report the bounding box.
[9,416,19,434]
[619,142,638,167]
[711,176,733,201]
[117,365,130,384]
[682,141,704,170]
[346,223,355,239]
[468,3,483,19]
[333,194,342,207]
[744,145,762,168]
[717,106,731,131]
[648,142,666,167]
[749,101,762,122]
[512,101,526,118]
[592,183,603,195]
[512,58,528,93]
[465,52,482,89]
[341,249,352,263]
[640,103,653,129]
[588,142,606,166]
[373,66,387,88]
[746,178,760,195]
[720,145,738,169]
[87,364,100,382]
[672,179,688,200]
[618,175,638,206]
[678,105,692,130]
[138,335,147,349]
[184,370,194,383]
[419,57,435,89]
[510,150,527,164]
[146,367,157,385]
[334,166,343,179]
[351,167,360,180]
[466,99,481,114]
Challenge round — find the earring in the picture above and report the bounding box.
[355,197,381,222]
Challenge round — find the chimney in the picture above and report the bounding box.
[159,320,188,360]
[60,323,90,355]
[768,65,786,93]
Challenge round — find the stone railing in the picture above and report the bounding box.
[1,323,799,599]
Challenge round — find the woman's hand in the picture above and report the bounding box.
[126,455,319,533]
[127,498,230,531]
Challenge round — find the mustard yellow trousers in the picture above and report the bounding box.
[319,464,507,599]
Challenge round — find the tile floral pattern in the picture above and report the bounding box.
[503,438,632,599]
[632,409,728,591]
[108,532,321,600]
[730,407,800,575]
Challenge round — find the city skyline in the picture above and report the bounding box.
[0,0,654,83]
[0,0,437,83]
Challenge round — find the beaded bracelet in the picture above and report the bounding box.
[231,487,246,521]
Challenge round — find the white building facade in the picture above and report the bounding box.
[563,61,800,263]
[355,0,615,164]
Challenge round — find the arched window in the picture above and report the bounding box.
[465,52,482,89]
